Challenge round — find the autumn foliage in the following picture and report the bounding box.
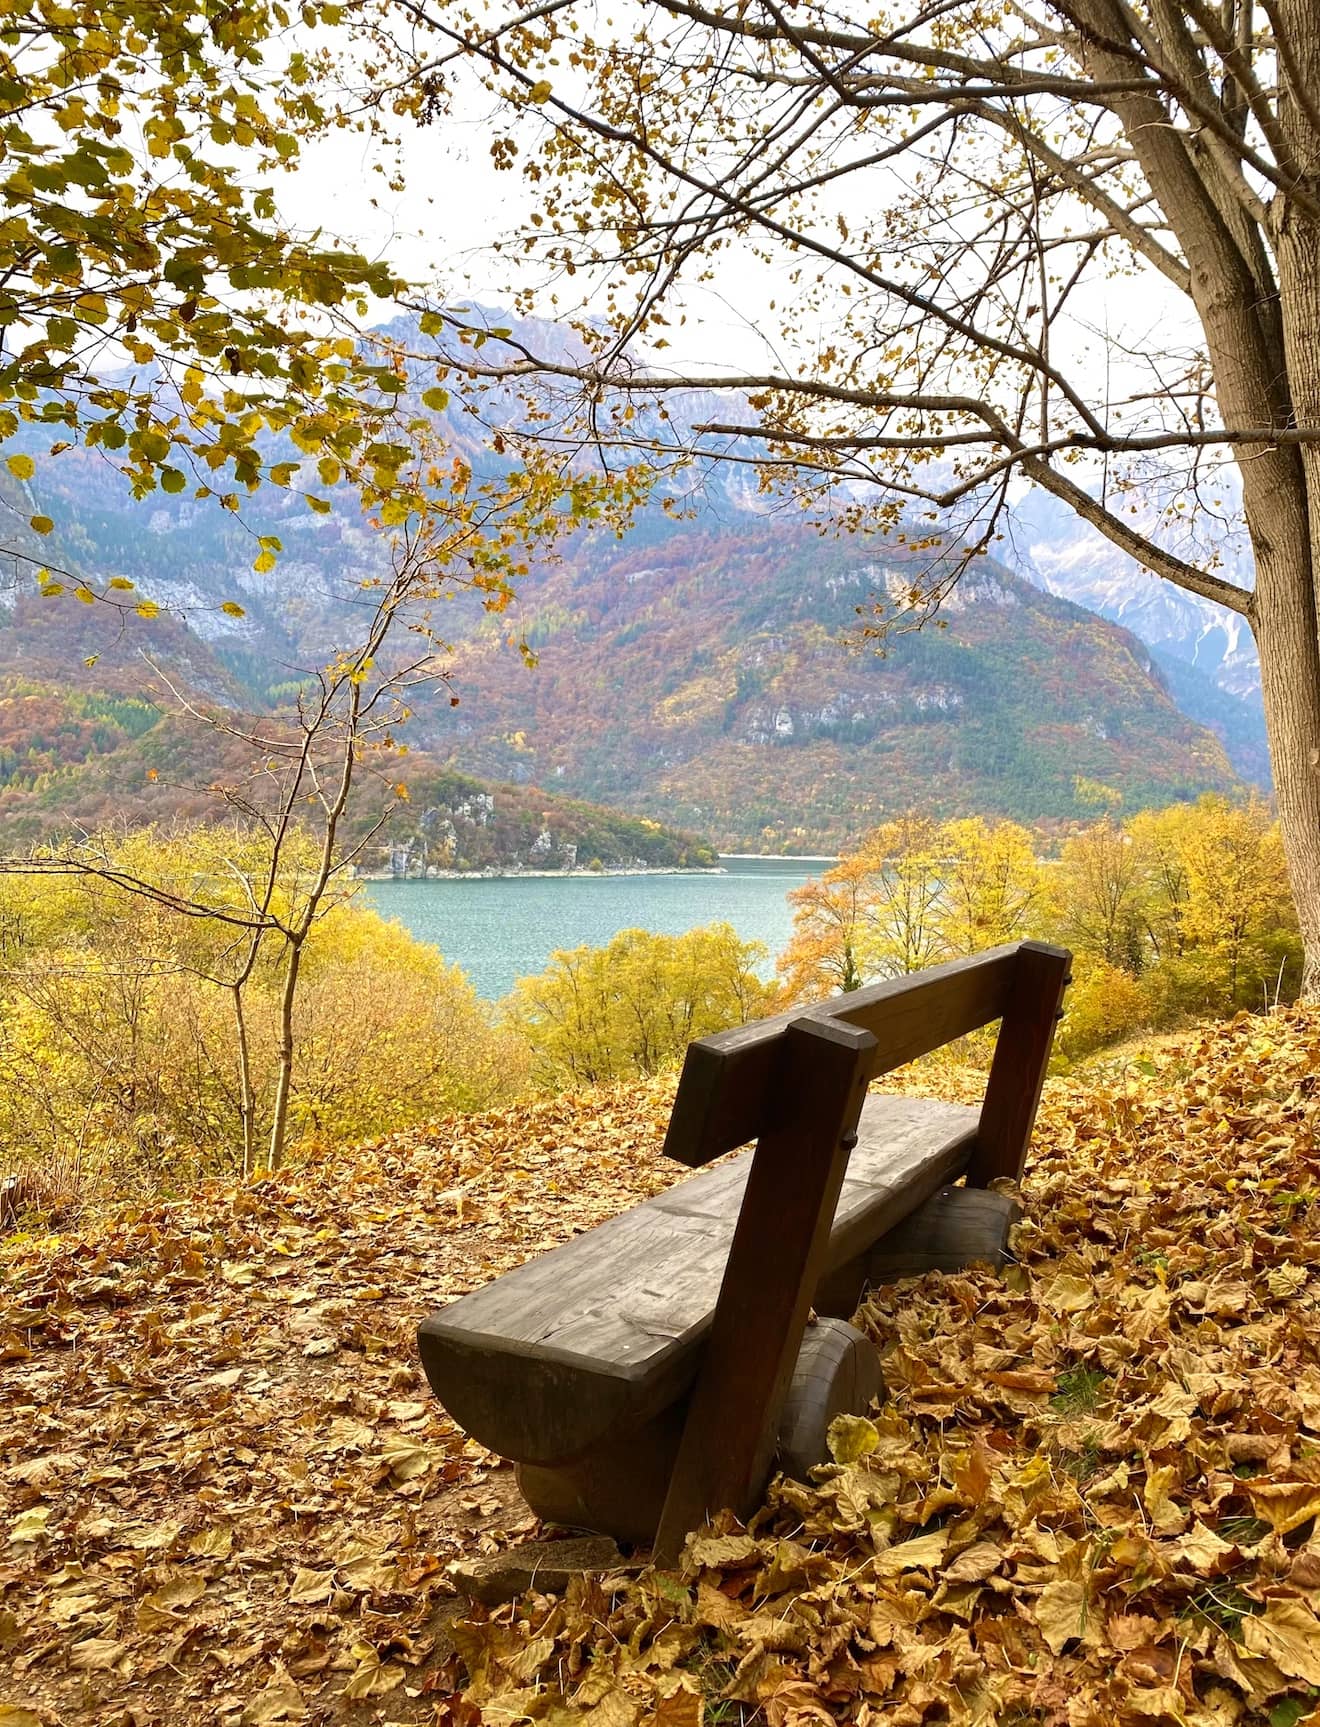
[502,924,777,1088]
[0,830,524,1191]
[780,799,1300,1059]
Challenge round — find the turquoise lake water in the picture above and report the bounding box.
[358,856,830,1000]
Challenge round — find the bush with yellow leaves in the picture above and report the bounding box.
[0,826,524,1197]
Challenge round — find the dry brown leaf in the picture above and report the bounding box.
[1036,1578,1088,1656]
[1242,1599,1320,1684]
[872,1529,949,1576]
[1245,1481,1320,1536]
[241,1665,306,1725]
[67,1637,126,1672]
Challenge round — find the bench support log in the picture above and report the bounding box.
[814,1186,1023,1314]
[654,1016,876,1564]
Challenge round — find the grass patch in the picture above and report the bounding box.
[1183,1578,1259,1638]
[1051,1367,1109,1417]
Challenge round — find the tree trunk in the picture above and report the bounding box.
[1269,128,1320,997]
[230,982,256,1179]
[1252,592,1320,997]
[267,938,303,1172]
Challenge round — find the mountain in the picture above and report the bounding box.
[408,519,1239,851]
[0,322,1252,847]
[998,488,1269,784]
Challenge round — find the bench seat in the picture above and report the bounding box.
[417,1092,977,1468]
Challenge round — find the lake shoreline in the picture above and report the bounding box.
[353,864,728,882]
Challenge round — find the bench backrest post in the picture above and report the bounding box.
[966,941,1071,1188]
[654,1015,877,1565]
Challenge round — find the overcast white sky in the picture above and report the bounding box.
[288,99,822,375]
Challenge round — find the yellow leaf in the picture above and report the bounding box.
[74,585,95,604]
[28,514,52,535]
[379,1444,429,1484]
[221,600,246,617]
[1246,1481,1320,1536]
[240,1664,305,1723]
[108,576,135,590]
[686,1533,761,1570]
[872,1528,949,1577]
[136,600,160,619]
[650,1675,702,1727]
[69,1637,126,1671]
[8,1506,49,1544]
[288,1567,335,1604]
[1036,1577,1088,1655]
[528,79,553,102]
[582,1694,643,1726]
[1038,1274,1092,1314]
[1170,1520,1238,1576]
[6,454,34,480]
[188,1525,233,1558]
[827,1413,879,1465]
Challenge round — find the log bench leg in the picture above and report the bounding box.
[814,1185,1022,1315]
[515,1318,886,1546]
[777,1318,884,1482]
[516,1400,684,1548]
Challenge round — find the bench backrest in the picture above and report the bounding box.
[664,940,1071,1185]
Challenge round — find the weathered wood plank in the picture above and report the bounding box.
[417,1093,976,1465]
[966,941,1070,1187]
[654,1017,875,1562]
[664,945,1020,1169]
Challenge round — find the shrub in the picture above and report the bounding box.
[0,828,523,1196]
[503,922,777,1088]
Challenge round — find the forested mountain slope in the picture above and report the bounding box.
[0,345,1247,848]
[420,523,1239,850]
[0,673,714,872]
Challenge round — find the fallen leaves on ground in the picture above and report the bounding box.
[0,1082,679,1724]
[5,1010,1320,1725]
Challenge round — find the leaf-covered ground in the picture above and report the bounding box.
[5,1009,1320,1726]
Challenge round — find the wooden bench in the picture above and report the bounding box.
[417,940,1070,1561]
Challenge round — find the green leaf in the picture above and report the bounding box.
[422,387,450,412]
[160,467,187,494]
[1268,1702,1310,1727]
